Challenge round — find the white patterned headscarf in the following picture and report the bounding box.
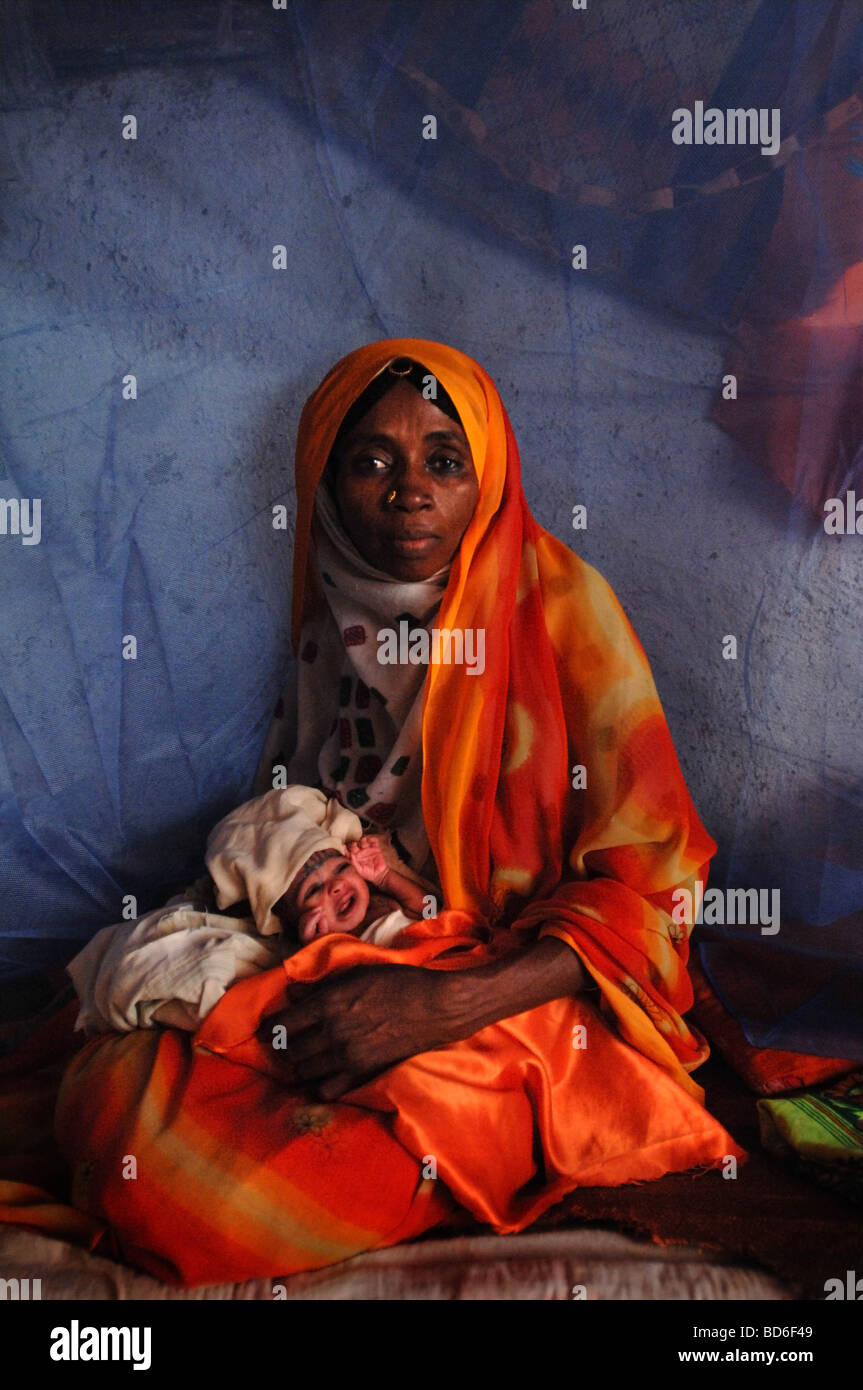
[253,478,451,889]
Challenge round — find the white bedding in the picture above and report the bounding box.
[0,1224,792,1301]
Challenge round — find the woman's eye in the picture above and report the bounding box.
[430,455,463,472]
[353,454,389,471]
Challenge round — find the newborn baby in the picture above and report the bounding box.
[271,835,430,944]
[205,785,438,950]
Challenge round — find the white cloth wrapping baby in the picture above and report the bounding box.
[66,901,283,1035]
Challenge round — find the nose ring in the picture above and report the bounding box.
[387,489,397,504]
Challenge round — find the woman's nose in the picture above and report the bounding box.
[391,492,432,513]
[388,463,434,509]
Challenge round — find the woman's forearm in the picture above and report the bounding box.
[440,935,588,1042]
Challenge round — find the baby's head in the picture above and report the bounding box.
[272,847,370,944]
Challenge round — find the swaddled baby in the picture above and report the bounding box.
[205,784,437,949]
[68,789,441,1039]
[67,785,438,1038]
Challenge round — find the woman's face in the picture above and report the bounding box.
[329,380,479,580]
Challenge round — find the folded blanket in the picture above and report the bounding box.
[758,1070,863,1207]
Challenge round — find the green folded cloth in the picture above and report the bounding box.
[758,1070,863,1206]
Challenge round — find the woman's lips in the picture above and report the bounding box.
[336,893,356,919]
[389,535,439,554]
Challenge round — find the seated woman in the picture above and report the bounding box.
[54,339,742,1288]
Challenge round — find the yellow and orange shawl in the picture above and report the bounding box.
[290,337,716,1102]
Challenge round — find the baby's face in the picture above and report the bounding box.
[279,852,371,944]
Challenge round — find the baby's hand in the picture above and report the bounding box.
[346,836,390,888]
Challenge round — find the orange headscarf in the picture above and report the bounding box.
[291,337,716,1095]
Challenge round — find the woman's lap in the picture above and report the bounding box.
[54,994,740,1288]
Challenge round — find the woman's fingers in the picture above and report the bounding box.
[279,1025,331,1065]
[255,1015,345,1085]
[257,986,328,1043]
[255,965,452,1097]
[257,994,351,1072]
[291,1048,346,1084]
[315,1073,357,1102]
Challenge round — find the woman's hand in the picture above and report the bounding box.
[254,937,587,1101]
[255,964,475,1101]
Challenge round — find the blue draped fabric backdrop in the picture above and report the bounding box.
[0,1,860,1056]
